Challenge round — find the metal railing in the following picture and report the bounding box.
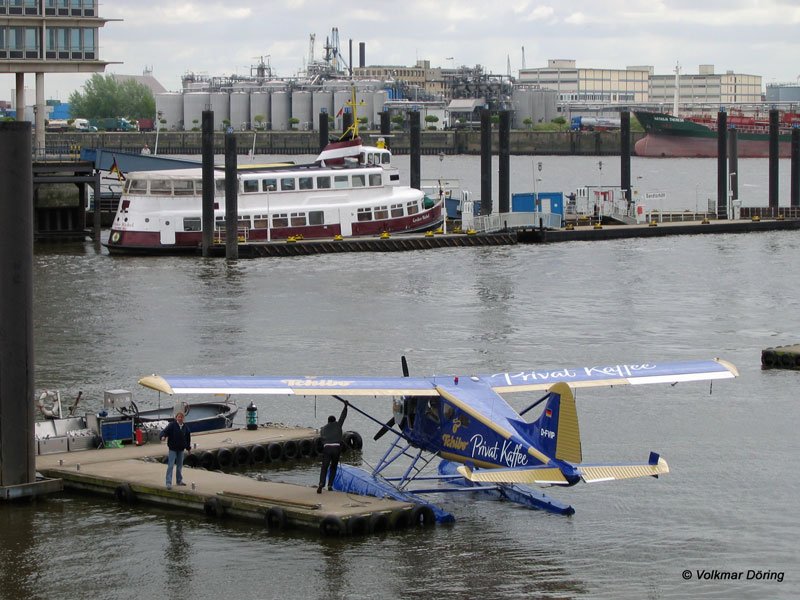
[472,211,563,233]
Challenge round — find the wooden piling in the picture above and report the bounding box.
[201,110,215,256]
[224,132,239,260]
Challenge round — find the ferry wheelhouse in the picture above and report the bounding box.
[105,143,442,254]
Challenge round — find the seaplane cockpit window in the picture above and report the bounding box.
[272,213,288,228]
[369,173,382,186]
[352,174,366,188]
[391,203,404,218]
[150,179,171,195]
[374,206,389,220]
[442,403,455,421]
[426,398,441,423]
[334,175,348,189]
[406,201,419,215]
[299,177,313,190]
[129,179,147,193]
[357,207,372,222]
[317,176,331,189]
[290,212,306,226]
[243,179,259,193]
[280,178,295,191]
[173,179,194,196]
[262,178,277,192]
[309,211,324,225]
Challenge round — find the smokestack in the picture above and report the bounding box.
[349,39,353,77]
[359,42,365,69]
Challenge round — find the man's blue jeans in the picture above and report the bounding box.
[166,449,184,487]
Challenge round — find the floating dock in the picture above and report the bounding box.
[761,345,800,370]
[35,427,426,536]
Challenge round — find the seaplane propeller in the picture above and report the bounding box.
[373,355,410,441]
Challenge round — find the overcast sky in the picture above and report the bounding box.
[5,0,800,102]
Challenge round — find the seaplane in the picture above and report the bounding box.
[139,357,737,520]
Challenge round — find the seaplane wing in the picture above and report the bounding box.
[138,374,440,397]
[482,358,738,393]
[457,464,570,485]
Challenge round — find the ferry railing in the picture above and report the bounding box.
[214,227,250,244]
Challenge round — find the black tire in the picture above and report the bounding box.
[250,444,267,465]
[409,504,436,527]
[347,515,370,536]
[369,512,390,534]
[389,508,412,531]
[282,440,299,460]
[299,438,313,458]
[199,450,217,470]
[313,437,324,455]
[216,447,233,470]
[762,350,777,368]
[780,353,794,368]
[265,507,287,531]
[233,446,251,467]
[114,483,136,504]
[203,496,225,518]
[320,515,345,537]
[184,453,199,468]
[343,431,363,451]
[267,442,283,461]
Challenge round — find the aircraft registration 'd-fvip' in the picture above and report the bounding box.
[138,358,737,518]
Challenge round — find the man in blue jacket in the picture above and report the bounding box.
[160,411,191,490]
[317,401,348,493]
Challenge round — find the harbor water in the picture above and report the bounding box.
[1,156,799,599]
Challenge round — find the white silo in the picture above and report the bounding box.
[355,90,374,129]
[312,90,334,131]
[230,92,250,130]
[271,90,290,131]
[183,92,210,131]
[250,91,271,130]
[332,89,351,131]
[156,92,184,130]
[372,90,388,126]
[291,91,313,131]
[209,92,230,130]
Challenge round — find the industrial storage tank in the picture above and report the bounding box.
[155,92,184,130]
[270,91,290,131]
[312,91,334,131]
[183,92,210,132]
[372,90,388,126]
[291,91,313,131]
[511,87,558,129]
[250,92,271,129]
[332,90,351,132]
[230,92,250,130]
[209,92,230,130]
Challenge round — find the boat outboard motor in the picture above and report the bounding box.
[246,402,258,430]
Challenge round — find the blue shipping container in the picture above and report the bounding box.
[511,192,564,215]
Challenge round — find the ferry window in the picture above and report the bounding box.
[215,180,226,194]
[173,180,194,196]
[290,212,306,226]
[150,179,172,195]
[369,173,382,186]
[243,179,259,193]
[183,217,201,231]
[381,153,390,165]
[316,176,331,189]
[280,177,295,191]
[214,216,225,227]
[352,174,365,187]
[238,216,251,229]
[309,211,324,225]
[374,206,389,220]
[194,180,203,195]
[254,217,268,228]
[406,201,419,215]
[272,213,288,228]
[357,207,372,222]
[334,175,349,189]
[129,179,147,193]
[298,177,313,190]
[391,203,404,218]
[262,178,277,192]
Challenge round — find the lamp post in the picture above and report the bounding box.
[728,171,736,220]
[439,152,447,234]
[154,111,163,155]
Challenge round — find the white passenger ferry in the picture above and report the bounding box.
[105,139,442,254]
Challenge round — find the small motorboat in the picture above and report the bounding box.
[132,400,239,433]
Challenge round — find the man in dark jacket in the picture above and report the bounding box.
[160,411,191,489]
[317,401,348,493]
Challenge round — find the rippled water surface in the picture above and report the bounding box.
[2,157,799,600]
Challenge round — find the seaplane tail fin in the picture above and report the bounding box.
[528,382,582,464]
[577,453,669,483]
[456,464,570,485]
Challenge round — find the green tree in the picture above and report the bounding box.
[523,117,533,129]
[288,117,300,130]
[68,73,155,120]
